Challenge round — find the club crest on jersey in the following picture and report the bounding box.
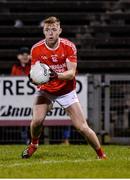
[51,55,58,62]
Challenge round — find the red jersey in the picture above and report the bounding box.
[31,37,77,96]
[11,63,31,76]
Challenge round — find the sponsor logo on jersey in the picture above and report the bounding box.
[50,63,66,73]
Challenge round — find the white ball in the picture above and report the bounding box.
[30,61,50,84]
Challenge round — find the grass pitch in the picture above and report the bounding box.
[0,144,130,178]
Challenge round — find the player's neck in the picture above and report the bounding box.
[45,38,60,50]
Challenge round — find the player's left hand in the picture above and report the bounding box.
[49,68,58,81]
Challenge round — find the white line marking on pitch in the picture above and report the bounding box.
[0,159,93,168]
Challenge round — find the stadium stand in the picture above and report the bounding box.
[1,0,130,74]
[1,0,130,145]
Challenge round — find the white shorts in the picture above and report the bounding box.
[35,90,79,109]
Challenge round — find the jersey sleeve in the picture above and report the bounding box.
[66,42,77,63]
[31,46,40,65]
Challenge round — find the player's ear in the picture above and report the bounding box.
[43,27,46,36]
[43,29,45,35]
[59,28,62,35]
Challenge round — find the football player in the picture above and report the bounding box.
[22,16,107,159]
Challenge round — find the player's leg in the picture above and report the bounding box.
[22,94,52,158]
[66,102,107,159]
[30,96,51,142]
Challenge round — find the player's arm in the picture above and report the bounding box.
[55,41,77,81]
[57,60,77,80]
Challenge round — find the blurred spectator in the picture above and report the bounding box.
[14,19,24,28]
[11,47,31,76]
[11,47,31,144]
[63,126,71,145]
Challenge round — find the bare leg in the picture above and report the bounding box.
[66,102,101,150]
[21,95,52,158]
[31,95,51,139]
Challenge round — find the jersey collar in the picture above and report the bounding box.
[44,38,60,51]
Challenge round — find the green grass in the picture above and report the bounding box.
[0,144,130,178]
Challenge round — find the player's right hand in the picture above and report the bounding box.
[28,74,38,85]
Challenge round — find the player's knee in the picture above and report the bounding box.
[77,123,89,134]
[32,117,43,126]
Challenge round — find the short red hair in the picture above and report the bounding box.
[43,16,60,25]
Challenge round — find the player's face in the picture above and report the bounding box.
[43,22,62,48]
[17,53,30,65]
